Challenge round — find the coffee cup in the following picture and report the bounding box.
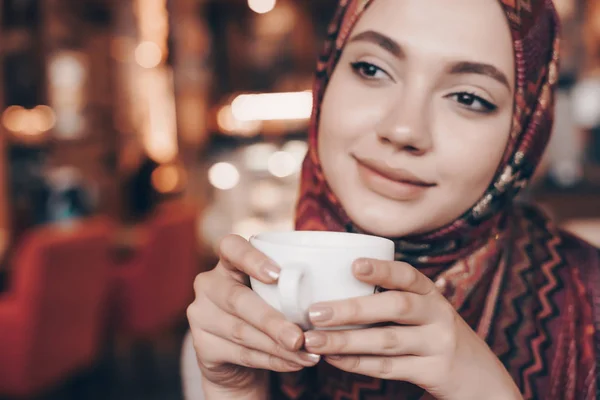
[249,230,394,330]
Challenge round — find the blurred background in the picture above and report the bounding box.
[0,0,598,399]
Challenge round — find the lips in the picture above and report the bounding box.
[353,156,436,201]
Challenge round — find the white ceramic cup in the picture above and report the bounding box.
[249,231,395,330]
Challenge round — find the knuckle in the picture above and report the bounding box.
[270,342,287,358]
[421,279,436,296]
[258,309,281,334]
[437,325,457,352]
[193,273,207,294]
[440,301,456,324]
[231,320,246,343]
[403,267,420,288]
[392,292,412,316]
[195,357,212,372]
[268,355,281,371]
[219,235,252,267]
[433,305,458,353]
[381,327,400,352]
[225,283,248,314]
[383,261,394,278]
[379,357,394,377]
[238,347,254,368]
[186,297,207,325]
[191,330,210,359]
[348,356,361,370]
[185,304,195,323]
[438,329,452,349]
[346,298,363,321]
[331,332,348,352]
[217,234,239,259]
[377,261,392,280]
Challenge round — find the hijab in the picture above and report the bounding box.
[295,0,559,273]
[270,0,600,399]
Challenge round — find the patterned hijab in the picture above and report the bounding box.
[295,0,559,272]
[272,0,600,399]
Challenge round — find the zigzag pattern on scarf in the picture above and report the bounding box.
[484,209,565,399]
[520,231,564,398]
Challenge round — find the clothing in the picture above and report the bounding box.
[270,0,600,399]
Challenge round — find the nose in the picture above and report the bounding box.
[375,91,433,156]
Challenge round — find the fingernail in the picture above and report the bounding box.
[279,327,302,350]
[299,352,321,364]
[309,306,333,322]
[304,331,326,348]
[355,260,373,276]
[262,262,280,281]
[327,355,343,361]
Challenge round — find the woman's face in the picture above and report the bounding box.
[318,0,516,237]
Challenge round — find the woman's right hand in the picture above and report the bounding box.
[186,234,320,398]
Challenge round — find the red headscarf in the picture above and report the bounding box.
[295,0,559,272]
[270,0,600,399]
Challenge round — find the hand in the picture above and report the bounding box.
[186,235,320,399]
[303,259,522,400]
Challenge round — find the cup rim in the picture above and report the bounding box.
[249,230,395,250]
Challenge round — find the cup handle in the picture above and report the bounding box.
[277,266,311,329]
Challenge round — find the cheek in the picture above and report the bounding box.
[317,66,390,156]
[317,90,374,167]
[436,129,509,191]
[317,115,347,192]
[317,112,343,170]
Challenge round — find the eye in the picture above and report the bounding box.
[350,61,391,81]
[447,92,498,113]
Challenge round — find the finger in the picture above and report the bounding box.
[204,276,304,351]
[353,259,434,295]
[201,301,320,367]
[304,326,431,356]
[217,234,281,284]
[197,331,305,373]
[324,354,424,381]
[308,291,434,328]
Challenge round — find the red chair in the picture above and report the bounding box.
[111,201,198,337]
[0,218,113,398]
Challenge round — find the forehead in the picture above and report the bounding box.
[349,0,514,67]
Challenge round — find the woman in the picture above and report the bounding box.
[186,0,600,398]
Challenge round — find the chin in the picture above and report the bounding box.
[339,186,462,238]
[344,203,424,238]
[356,222,413,239]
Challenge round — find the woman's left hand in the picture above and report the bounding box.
[303,259,522,400]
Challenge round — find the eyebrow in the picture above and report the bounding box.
[348,30,405,59]
[348,30,512,91]
[448,62,511,91]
